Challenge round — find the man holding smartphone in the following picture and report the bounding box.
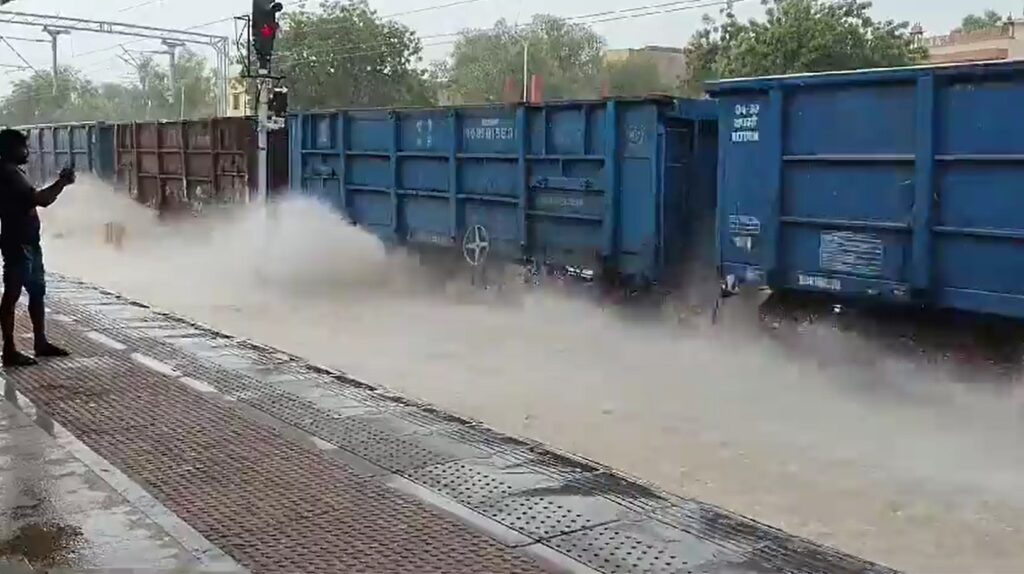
[0,128,76,367]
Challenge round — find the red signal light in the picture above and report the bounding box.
[260,23,277,39]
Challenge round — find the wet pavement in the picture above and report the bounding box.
[0,394,241,572]
[0,273,898,573]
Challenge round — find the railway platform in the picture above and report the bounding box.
[0,273,897,573]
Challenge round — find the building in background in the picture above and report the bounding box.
[227,76,250,117]
[604,45,687,87]
[918,18,1024,64]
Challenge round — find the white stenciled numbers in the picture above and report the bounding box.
[464,118,515,141]
[731,103,761,144]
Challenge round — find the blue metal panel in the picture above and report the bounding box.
[389,111,400,238]
[515,107,528,253]
[448,109,459,241]
[20,122,106,185]
[713,60,1024,319]
[338,113,349,214]
[291,97,717,285]
[93,124,116,180]
[602,101,619,259]
[911,74,936,291]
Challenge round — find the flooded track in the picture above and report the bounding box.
[38,179,1024,573]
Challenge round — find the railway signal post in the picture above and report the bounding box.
[251,0,284,203]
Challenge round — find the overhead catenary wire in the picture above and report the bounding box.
[72,0,492,65]
[276,0,726,63]
[7,0,674,97]
[0,8,239,110]
[0,0,489,105]
[69,14,237,62]
[0,34,39,73]
[274,0,741,67]
[117,0,165,13]
[1,0,736,111]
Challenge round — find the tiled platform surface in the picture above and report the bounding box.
[0,273,899,574]
[0,398,244,573]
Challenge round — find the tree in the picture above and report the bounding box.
[958,10,1004,34]
[682,0,927,94]
[0,48,219,127]
[441,14,605,103]
[123,49,218,120]
[601,54,672,98]
[275,0,434,109]
[0,67,102,126]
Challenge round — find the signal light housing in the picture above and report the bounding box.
[252,0,283,72]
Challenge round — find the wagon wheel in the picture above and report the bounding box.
[462,224,490,267]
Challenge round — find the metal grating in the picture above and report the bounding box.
[553,472,672,515]
[408,451,638,541]
[484,490,635,540]
[545,520,746,574]
[651,502,898,574]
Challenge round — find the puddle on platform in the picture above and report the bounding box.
[0,523,85,566]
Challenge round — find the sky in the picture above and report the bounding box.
[0,0,1017,92]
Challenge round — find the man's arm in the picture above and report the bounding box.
[32,167,74,208]
[33,180,69,208]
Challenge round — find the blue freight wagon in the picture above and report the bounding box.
[289,97,718,285]
[708,60,1024,319]
[20,122,116,185]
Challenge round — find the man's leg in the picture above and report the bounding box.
[1,250,35,367]
[26,245,67,358]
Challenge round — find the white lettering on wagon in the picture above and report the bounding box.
[731,103,761,144]
[464,118,515,141]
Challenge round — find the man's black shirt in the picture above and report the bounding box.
[0,162,40,249]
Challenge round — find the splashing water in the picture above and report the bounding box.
[38,176,1024,574]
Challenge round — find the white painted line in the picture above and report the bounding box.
[178,377,219,395]
[309,436,337,451]
[130,353,181,378]
[521,542,604,574]
[0,379,247,573]
[85,331,128,351]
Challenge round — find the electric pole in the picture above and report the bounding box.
[162,40,184,118]
[42,26,68,94]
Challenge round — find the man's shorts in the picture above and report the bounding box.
[2,243,46,298]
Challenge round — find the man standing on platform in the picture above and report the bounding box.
[0,128,75,367]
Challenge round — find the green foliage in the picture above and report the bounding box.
[123,49,218,120]
[440,14,606,103]
[0,67,99,126]
[601,53,672,98]
[958,10,1004,34]
[0,49,218,127]
[682,0,927,94]
[275,0,434,109]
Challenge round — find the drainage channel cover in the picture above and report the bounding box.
[544,519,749,574]
[298,411,495,473]
[651,502,899,574]
[408,451,638,541]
